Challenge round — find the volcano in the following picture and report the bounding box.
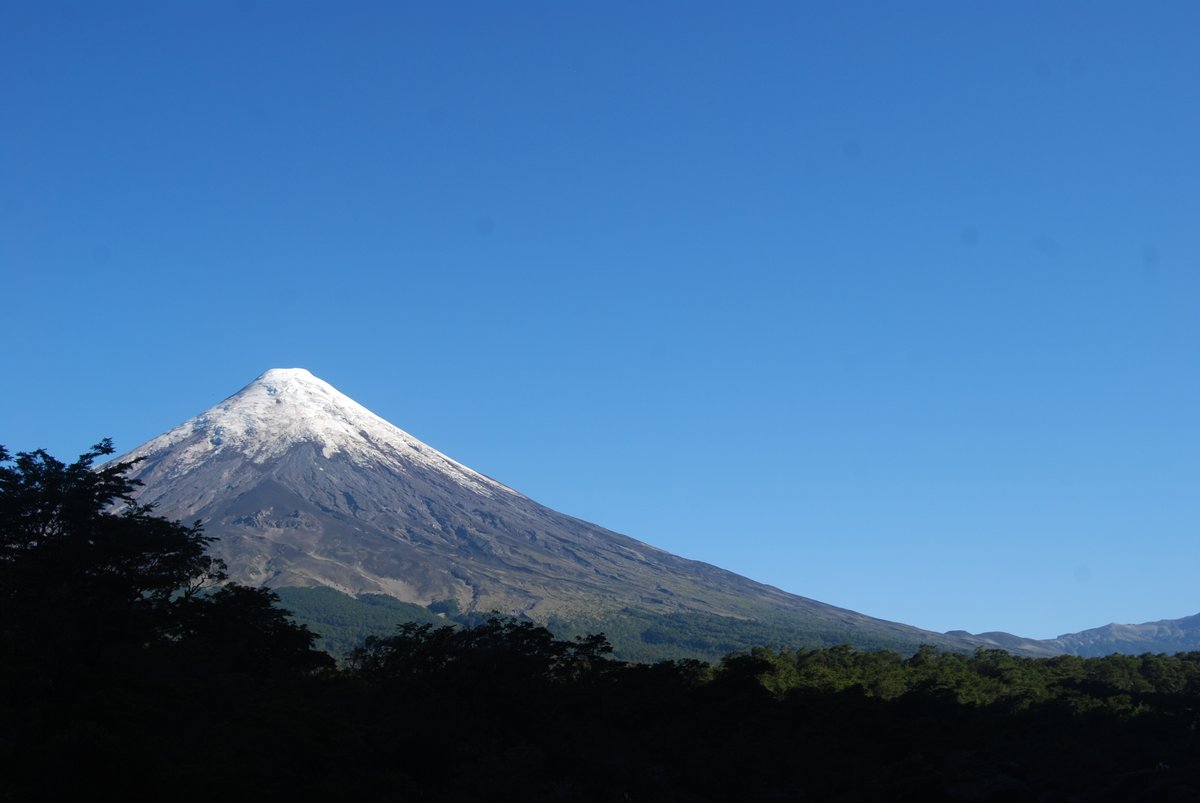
[115,368,995,653]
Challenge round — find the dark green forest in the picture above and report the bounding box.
[275,586,916,663]
[3,444,1199,801]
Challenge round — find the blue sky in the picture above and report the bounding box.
[3,1,1198,640]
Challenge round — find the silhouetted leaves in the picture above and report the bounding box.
[1,441,219,673]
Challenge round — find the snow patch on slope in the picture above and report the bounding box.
[120,368,518,499]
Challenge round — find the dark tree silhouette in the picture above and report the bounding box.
[0,439,331,680]
[6,441,1200,801]
[349,616,616,690]
[168,583,335,677]
[1,440,211,669]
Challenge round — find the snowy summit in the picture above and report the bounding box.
[119,368,515,498]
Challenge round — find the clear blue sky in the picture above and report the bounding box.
[3,2,1198,640]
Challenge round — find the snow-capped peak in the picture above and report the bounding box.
[119,369,517,498]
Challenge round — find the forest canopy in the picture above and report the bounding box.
[2,442,1198,801]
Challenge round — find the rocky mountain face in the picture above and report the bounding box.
[115,368,988,653]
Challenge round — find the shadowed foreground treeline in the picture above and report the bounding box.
[3,444,1199,801]
[6,616,1200,801]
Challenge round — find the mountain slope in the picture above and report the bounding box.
[115,368,993,653]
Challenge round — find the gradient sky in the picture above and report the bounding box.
[3,1,1198,640]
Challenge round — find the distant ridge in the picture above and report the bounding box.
[944,629,1063,658]
[946,611,1200,658]
[1045,612,1200,657]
